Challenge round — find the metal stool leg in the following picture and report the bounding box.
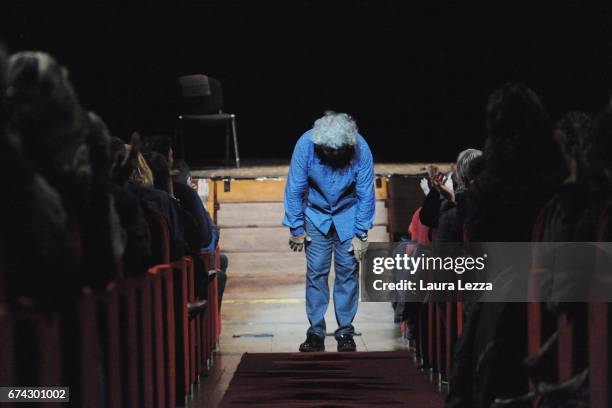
[231,115,240,168]
[225,121,231,166]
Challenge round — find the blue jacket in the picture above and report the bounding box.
[282,130,376,242]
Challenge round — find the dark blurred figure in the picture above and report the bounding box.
[535,111,594,303]
[577,108,612,241]
[534,112,594,240]
[145,151,174,195]
[515,112,595,404]
[468,83,565,241]
[76,112,127,288]
[5,51,88,197]
[143,133,174,169]
[0,44,7,304]
[580,107,612,408]
[2,51,83,308]
[1,49,86,397]
[449,84,565,408]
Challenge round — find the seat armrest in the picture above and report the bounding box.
[187,299,208,320]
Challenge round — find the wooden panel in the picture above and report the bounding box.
[191,163,449,179]
[375,176,389,199]
[208,176,388,204]
[216,178,286,203]
[217,200,387,228]
[220,225,388,252]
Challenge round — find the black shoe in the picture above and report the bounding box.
[299,333,325,352]
[336,334,356,352]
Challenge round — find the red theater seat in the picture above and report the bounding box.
[589,301,609,408]
[184,256,200,383]
[78,288,99,408]
[160,266,177,408]
[149,267,166,407]
[97,282,122,408]
[199,249,221,367]
[135,274,154,408]
[589,201,612,408]
[171,259,190,402]
[119,278,140,408]
[144,207,171,265]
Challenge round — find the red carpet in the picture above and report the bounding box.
[219,351,445,407]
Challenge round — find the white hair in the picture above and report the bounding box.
[311,111,358,148]
[456,148,483,186]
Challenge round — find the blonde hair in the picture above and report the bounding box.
[125,144,153,187]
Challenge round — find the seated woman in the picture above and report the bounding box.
[125,146,186,261]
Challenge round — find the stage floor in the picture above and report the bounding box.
[192,162,449,179]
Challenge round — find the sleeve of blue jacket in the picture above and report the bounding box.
[354,139,376,236]
[282,135,309,236]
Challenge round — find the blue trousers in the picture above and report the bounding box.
[305,221,359,338]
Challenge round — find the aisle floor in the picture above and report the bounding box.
[187,253,417,407]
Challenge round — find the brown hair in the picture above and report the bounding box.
[125,144,153,187]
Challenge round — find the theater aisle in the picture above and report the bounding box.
[187,175,441,407]
[187,250,415,407]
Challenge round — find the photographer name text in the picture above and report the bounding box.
[372,279,493,291]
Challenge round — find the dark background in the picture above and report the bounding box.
[2,1,612,163]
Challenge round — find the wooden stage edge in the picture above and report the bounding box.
[192,162,450,179]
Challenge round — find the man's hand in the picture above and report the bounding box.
[349,236,369,261]
[289,233,306,252]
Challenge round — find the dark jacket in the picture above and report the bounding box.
[128,184,186,260]
[172,181,213,250]
[106,181,152,276]
[0,148,79,311]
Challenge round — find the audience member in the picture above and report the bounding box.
[5,51,88,197]
[173,160,228,309]
[435,149,483,244]
[449,83,564,408]
[1,50,79,311]
[126,146,187,260]
[143,133,229,307]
